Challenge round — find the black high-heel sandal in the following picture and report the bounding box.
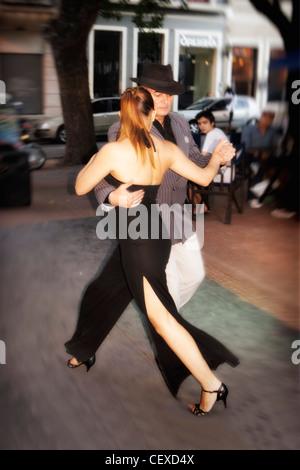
[66,355,96,373]
[191,383,228,416]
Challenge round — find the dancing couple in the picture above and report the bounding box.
[65,83,239,416]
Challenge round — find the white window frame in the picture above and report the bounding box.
[132,28,170,81]
[88,25,128,99]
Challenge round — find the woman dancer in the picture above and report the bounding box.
[67,87,239,416]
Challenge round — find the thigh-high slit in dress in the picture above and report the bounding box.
[102,174,239,397]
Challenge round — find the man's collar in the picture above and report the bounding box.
[153,115,177,144]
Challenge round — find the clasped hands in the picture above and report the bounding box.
[213,139,236,166]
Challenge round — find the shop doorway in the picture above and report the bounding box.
[231,47,257,96]
[178,48,214,109]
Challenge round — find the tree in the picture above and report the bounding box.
[249,0,300,148]
[43,0,175,165]
[44,1,99,165]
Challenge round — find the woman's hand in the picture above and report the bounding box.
[212,139,235,165]
[108,181,144,208]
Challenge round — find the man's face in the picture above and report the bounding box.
[260,112,274,128]
[197,117,214,135]
[145,87,174,120]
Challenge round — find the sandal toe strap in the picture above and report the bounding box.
[192,404,206,416]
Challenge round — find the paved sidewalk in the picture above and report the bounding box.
[202,197,299,332]
[0,162,299,450]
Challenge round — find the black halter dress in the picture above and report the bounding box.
[104,173,239,397]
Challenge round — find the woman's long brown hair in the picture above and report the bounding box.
[118,87,156,168]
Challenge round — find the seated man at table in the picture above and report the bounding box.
[189,110,229,214]
[241,110,281,208]
[196,110,228,155]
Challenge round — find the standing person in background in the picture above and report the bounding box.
[224,86,236,134]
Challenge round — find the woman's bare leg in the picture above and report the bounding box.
[143,278,221,412]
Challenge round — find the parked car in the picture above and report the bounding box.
[34,97,120,143]
[178,95,260,133]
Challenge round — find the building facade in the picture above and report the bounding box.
[0,0,58,116]
[0,0,289,118]
[224,0,288,113]
[88,6,227,111]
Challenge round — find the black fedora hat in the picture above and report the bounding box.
[131,64,185,95]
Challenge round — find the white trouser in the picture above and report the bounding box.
[165,233,205,310]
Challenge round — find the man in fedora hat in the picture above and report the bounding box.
[131,63,185,95]
[99,64,211,303]
[65,64,215,370]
